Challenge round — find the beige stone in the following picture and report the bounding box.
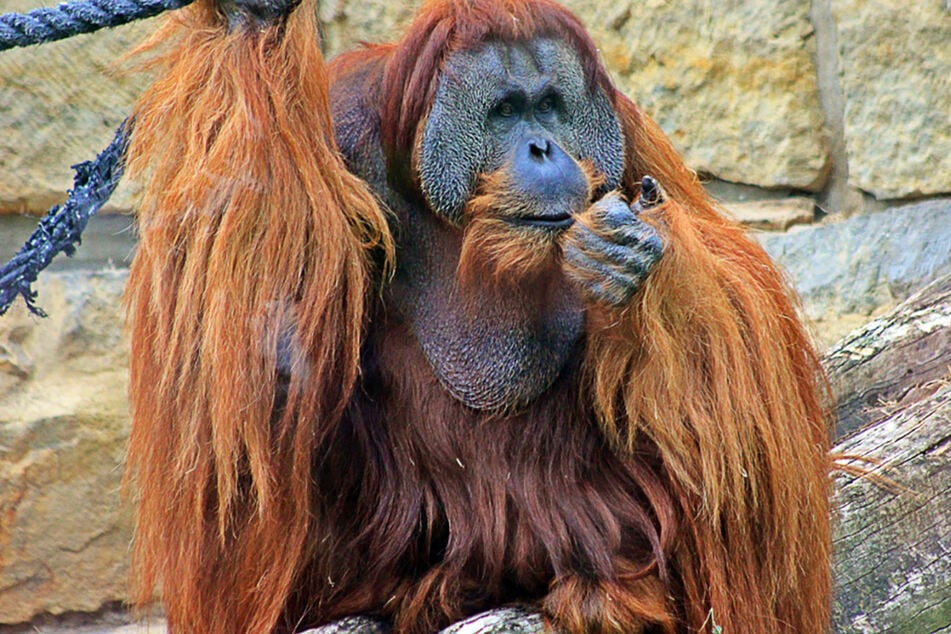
[831,0,951,199]
[315,0,830,190]
[318,0,415,59]
[725,196,815,231]
[563,0,830,190]
[0,271,133,623]
[4,0,949,212]
[31,623,167,634]
[0,0,155,214]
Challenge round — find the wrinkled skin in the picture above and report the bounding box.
[335,38,664,411]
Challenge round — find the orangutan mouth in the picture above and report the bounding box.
[508,213,574,231]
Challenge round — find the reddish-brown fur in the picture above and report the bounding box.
[124,0,833,632]
[123,2,392,631]
[457,163,602,285]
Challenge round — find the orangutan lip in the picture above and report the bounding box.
[508,214,574,231]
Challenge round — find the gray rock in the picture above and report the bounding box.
[759,199,951,345]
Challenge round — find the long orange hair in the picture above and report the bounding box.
[123,0,392,630]
[376,5,834,625]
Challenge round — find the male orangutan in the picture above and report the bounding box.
[122,0,833,632]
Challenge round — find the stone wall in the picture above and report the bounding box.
[0,0,948,215]
[0,272,132,624]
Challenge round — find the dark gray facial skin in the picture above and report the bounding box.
[418,38,625,224]
[388,39,627,412]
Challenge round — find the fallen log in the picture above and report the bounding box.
[827,274,951,632]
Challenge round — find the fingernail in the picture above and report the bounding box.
[639,175,665,208]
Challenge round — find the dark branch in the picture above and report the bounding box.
[0,121,130,317]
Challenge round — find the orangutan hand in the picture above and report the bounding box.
[562,176,666,307]
[220,0,300,25]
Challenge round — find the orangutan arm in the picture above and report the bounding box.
[560,109,834,632]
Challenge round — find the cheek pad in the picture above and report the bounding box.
[418,80,491,224]
[561,90,625,192]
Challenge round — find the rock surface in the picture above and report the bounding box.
[759,198,951,346]
[321,0,830,189]
[0,609,165,634]
[0,271,132,623]
[5,0,948,209]
[831,0,951,199]
[724,196,816,231]
[317,0,415,59]
[0,0,154,213]
[564,0,829,191]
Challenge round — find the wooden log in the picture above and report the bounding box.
[303,609,544,634]
[831,383,951,632]
[827,273,951,632]
[825,274,951,440]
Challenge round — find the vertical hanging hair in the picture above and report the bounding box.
[122,0,393,630]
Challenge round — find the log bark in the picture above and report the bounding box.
[825,275,951,440]
[831,383,951,633]
[302,609,545,634]
[827,274,951,633]
[304,275,951,634]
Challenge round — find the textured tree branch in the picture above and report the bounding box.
[826,274,951,440]
[300,608,544,634]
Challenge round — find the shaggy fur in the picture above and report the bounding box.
[457,163,602,285]
[123,2,392,631]
[124,0,833,632]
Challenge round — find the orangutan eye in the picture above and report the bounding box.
[496,101,516,117]
[536,97,553,113]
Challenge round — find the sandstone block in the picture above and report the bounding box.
[0,0,154,214]
[0,271,132,623]
[724,196,815,231]
[563,0,829,190]
[317,0,829,191]
[831,0,951,199]
[318,0,415,59]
